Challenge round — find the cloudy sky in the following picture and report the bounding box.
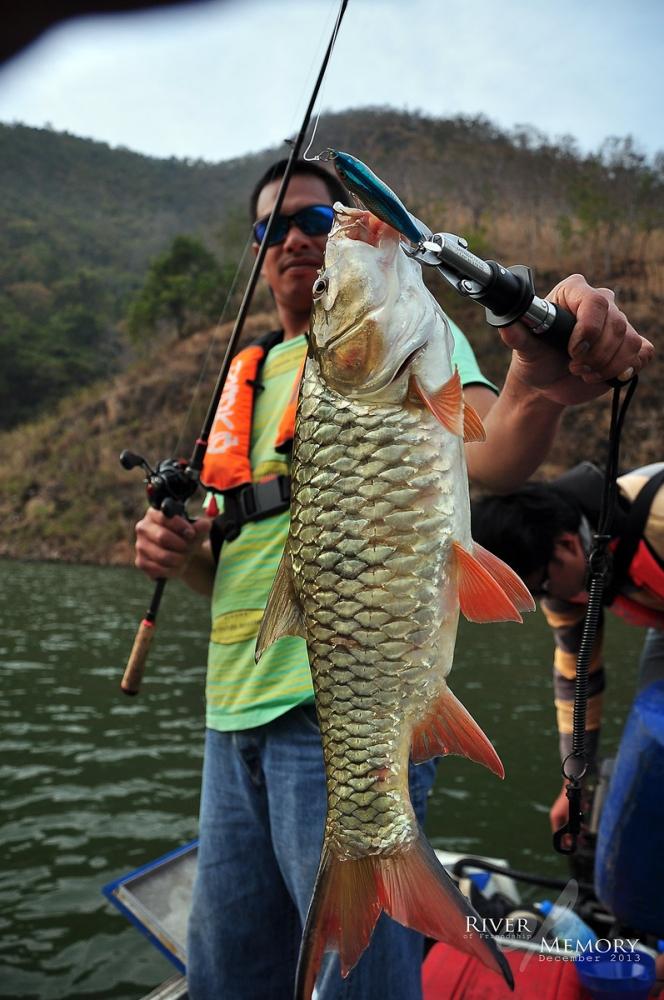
[0,0,662,165]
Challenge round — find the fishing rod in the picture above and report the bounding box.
[119,0,350,695]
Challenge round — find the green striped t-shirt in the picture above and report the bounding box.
[206,324,495,732]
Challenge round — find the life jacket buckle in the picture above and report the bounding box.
[238,476,291,522]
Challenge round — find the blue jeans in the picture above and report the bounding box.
[187,704,438,1000]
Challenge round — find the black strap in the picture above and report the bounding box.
[607,467,664,601]
[554,378,639,855]
[209,476,292,560]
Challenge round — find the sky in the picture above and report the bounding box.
[0,0,662,165]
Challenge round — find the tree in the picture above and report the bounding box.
[127,235,226,343]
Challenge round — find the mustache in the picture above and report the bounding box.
[280,255,323,272]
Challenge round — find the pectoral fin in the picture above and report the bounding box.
[462,400,486,443]
[453,540,534,623]
[255,548,306,661]
[410,370,486,442]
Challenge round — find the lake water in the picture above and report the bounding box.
[0,559,639,999]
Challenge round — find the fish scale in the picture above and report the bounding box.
[290,359,458,862]
[256,207,530,996]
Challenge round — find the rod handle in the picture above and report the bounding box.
[120,578,166,696]
[121,617,156,696]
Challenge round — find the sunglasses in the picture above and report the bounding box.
[252,204,335,247]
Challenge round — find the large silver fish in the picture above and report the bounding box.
[256,206,533,998]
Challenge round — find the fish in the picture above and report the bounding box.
[255,205,534,998]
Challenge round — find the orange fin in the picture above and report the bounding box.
[463,400,486,443]
[380,833,513,989]
[411,370,487,443]
[295,846,382,999]
[453,541,523,623]
[411,370,463,437]
[472,541,536,613]
[411,684,504,778]
[295,835,514,1000]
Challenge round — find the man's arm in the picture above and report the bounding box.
[135,508,215,597]
[464,275,654,491]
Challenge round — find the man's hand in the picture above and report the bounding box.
[135,507,212,580]
[500,274,654,406]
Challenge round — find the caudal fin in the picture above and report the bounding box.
[295,834,514,1000]
[295,846,382,1000]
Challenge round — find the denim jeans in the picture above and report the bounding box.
[187,704,438,1000]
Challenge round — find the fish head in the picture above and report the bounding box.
[309,205,446,401]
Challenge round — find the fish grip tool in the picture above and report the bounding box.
[408,236,633,387]
[553,376,638,854]
[328,149,633,386]
[118,0,350,696]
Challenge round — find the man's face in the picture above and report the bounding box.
[526,532,588,601]
[254,174,332,320]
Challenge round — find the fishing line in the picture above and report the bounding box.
[301,0,345,161]
[172,233,254,459]
[285,0,339,148]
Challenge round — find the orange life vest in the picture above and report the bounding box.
[200,332,304,519]
[610,539,664,629]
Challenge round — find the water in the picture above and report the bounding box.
[0,559,639,999]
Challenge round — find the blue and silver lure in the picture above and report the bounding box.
[326,150,426,246]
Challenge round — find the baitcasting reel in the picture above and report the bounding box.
[120,450,199,519]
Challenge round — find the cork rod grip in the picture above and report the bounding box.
[121,618,155,695]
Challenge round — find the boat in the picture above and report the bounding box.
[104,681,664,998]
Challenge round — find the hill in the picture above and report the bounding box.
[1,109,663,429]
[0,108,662,562]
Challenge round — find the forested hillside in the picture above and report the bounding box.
[0,108,662,562]
[2,110,663,428]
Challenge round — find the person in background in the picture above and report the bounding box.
[471,462,664,833]
[134,155,654,999]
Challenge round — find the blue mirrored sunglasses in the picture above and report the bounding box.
[252,204,335,247]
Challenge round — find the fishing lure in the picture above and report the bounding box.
[325,149,426,245]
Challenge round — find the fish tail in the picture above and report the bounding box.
[379,831,514,990]
[295,845,382,1000]
[295,835,514,999]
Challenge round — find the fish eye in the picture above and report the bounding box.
[312,276,328,301]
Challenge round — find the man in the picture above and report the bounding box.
[134,157,654,999]
[471,463,664,833]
